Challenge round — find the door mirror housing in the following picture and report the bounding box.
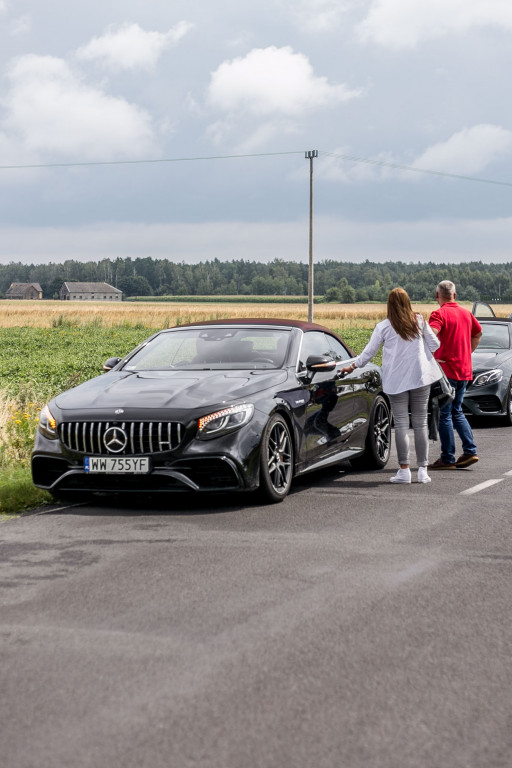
[305,355,337,376]
[103,357,122,372]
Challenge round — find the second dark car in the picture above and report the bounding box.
[464,302,512,425]
[32,318,391,503]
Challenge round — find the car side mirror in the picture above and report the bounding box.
[103,357,121,372]
[305,355,336,377]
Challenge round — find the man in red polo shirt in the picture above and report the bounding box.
[428,280,482,469]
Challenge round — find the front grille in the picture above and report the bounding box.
[58,421,183,455]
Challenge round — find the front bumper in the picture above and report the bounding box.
[462,383,506,417]
[31,416,265,495]
[31,453,249,494]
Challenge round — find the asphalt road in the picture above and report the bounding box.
[1,420,512,768]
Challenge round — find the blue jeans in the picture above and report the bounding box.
[438,379,477,464]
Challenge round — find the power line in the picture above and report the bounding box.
[320,150,512,188]
[0,147,511,188]
[0,150,304,170]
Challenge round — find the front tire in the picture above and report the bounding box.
[350,395,391,470]
[259,414,294,503]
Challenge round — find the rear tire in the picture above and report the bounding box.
[350,395,391,470]
[259,414,293,503]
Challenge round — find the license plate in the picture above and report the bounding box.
[84,457,150,474]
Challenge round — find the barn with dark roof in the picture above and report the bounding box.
[5,282,43,300]
[59,282,123,301]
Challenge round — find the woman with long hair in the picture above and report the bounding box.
[341,287,441,484]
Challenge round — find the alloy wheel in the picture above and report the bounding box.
[372,400,391,463]
[267,421,292,493]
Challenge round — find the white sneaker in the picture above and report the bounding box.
[417,467,431,484]
[390,468,411,484]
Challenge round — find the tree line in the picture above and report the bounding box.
[1,257,511,302]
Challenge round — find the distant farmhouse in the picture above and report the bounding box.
[6,282,43,300]
[59,282,123,301]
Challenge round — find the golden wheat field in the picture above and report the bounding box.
[3,299,508,329]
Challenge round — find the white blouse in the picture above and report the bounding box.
[353,315,441,395]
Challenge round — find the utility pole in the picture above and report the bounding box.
[305,150,318,322]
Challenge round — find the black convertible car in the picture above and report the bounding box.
[32,319,391,503]
[463,302,512,425]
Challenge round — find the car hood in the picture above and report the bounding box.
[472,349,512,370]
[54,369,289,413]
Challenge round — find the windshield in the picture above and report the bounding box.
[124,327,292,371]
[478,324,510,350]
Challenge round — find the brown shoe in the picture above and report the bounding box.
[455,454,479,468]
[428,458,456,470]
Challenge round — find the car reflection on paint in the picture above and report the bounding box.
[32,319,391,503]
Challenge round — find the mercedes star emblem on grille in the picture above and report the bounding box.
[103,426,128,453]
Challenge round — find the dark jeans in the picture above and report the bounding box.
[438,379,477,464]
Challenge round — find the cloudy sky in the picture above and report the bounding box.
[1,0,512,266]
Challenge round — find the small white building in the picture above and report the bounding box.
[59,282,123,301]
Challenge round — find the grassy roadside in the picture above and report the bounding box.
[0,467,52,519]
[0,323,153,519]
[0,397,53,518]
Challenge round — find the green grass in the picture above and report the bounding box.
[0,467,52,518]
[340,327,382,365]
[0,325,153,400]
[1,324,155,518]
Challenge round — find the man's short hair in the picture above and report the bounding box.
[436,280,456,300]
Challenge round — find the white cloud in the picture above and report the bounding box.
[1,54,154,161]
[310,126,512,185]
[207,46,362,117]
[235,120,301,154]
[315,148,397,183]
[358,0,512,49]
[412,125,512,176]
[290,0,357,32]
[9,14,31,36]
[76,21,193,72]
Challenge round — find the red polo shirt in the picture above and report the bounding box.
[429,302,482,380]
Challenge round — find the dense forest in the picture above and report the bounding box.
[1,257,511,302]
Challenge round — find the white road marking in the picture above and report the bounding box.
[504,470,512,477]
[460,479,504,496]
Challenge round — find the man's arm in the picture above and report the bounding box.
[428,326,445,361]
[428,308,442,337]
[471,332,482,352]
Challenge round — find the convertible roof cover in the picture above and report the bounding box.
[177,317,337,333]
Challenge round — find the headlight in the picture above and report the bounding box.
[196,403,254,439]
[472,369,503,387]
[38,404,58,439]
